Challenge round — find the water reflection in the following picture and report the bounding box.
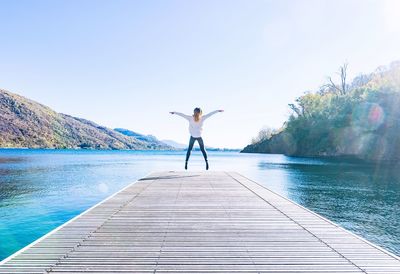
[0,158,44,206]
[256,158,400,255]
[0,150,152,260]
[0,157,26,164]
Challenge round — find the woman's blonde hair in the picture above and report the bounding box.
[193,107,202,122]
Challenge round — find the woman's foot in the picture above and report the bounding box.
[206,160,209,170]
[185,161,188,170]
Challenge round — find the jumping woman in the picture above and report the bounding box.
[170,108,224,170]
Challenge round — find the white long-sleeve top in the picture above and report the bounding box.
[175,110,220,138]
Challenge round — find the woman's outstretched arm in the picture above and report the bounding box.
[170,111,191,120]
[203,110,224,120]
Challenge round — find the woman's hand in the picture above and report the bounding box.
[218,110,224,112]
[169,112,175,114]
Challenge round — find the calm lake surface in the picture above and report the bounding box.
[0,149,399,260]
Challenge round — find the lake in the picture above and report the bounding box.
[0,149,399,260]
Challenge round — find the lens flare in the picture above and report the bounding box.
[338,126,363,155]
[352,103,385,131]
[98,183,109,194]
[282,133,297,155]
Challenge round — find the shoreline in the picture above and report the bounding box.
[0,147,242,152]
[240,150,400,165]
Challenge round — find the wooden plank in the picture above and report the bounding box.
[0,171,399,273]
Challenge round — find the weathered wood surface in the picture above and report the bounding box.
[1,171,399,273]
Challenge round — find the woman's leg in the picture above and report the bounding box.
[185,137,196,168]
[197,138,208,161]
[197,138,209,170]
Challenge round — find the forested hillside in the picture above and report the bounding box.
[242,61,400,161]
[0,89,170,150]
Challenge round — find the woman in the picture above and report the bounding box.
[170,108,224,170]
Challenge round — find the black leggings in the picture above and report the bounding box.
[185,136,207,162]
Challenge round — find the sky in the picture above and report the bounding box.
[1,0,400,148]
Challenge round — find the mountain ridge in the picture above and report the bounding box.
[0,89,171,150]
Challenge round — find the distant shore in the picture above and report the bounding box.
[0,147,242,152]
[240,150,400,165]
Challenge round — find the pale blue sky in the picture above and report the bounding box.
[1,0,400,148]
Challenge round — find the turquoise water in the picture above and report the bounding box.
[0,149,399,260]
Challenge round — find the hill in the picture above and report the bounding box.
[160,139,188,149]
[242,61,400,161]
[0,89,170,150]
[114,128,169,148]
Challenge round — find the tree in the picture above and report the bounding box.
[251,127,277,144]
[323,63,349,95]
[288,103,302,116]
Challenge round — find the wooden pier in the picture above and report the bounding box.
[1,171,399,273]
